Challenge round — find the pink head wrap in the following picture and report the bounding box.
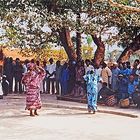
[27,63,36,69]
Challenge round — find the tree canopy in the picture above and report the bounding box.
[0,0,139,61]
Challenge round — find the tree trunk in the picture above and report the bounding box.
[59,28,77,61]
[92,35,105,67]
[117,34,140,62]
[76,12,82,61]
[0,49,4,61]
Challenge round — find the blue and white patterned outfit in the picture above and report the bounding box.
[84,72,99,112]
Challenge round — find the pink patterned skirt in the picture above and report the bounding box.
[25,86,42,110]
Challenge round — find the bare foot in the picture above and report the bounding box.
[30,109,35,117]
[34,110,39,116]
[88,108,91,113]
[30,113,35,117]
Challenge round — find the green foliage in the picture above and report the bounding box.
[0,0,139,56]
[82,45,93,60]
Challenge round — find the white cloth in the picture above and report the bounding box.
[0,80,3,96]
[95,68,103,92]
[137,64,140,69]
[136,70,140,76]
[85,65,94,74]
[46,64,56,78]
[23,64,28,74]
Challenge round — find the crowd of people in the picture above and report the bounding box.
[1,57,140,115]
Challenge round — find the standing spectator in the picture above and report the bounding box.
[42,60,47,93]
[126,61,131,69]
[22,63,45,116]
[71,60,85,97]
[122,62,131,77]
[95,65,103,93]
[134,59,140,69]
[13,58,24,94]
[46,58,56,94]
[101,62,112,88]
[60,62,69,96]
[55,60,62,95]
[111,63,120,91]
[23,59,30,74]
[118,62,124,75]
[84,70,98,114]
[3,57,14,93]
[132,60,140,81]
[36,60,43,94]
[68,60,76,94]
[22,59,30,92]
[136,67,140,81]
[132,64,138,76]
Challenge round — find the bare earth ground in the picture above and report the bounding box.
[0,94,140,140]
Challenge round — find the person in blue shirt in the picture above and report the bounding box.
[133,78,140,108]
[83,70,99,114]
[128,74,139,102]
[122,62,132,76]
[117,74,129,101]
[60,63,69,96]
[119,62,131,77]
[111,63,120,91]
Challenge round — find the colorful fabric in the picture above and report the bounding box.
[105,95,117,106]
[27,63,35,69]
[22,69,45,110]
[85,65,94,74]
[84,73,98,111]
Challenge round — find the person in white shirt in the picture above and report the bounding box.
[95,65,103,92]
[46,58,56,94]
[101,62,112,88]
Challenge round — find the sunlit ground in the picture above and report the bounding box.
[0,107,139,140]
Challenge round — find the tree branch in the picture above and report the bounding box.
[108,0,140,13]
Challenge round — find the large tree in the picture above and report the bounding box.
[0,0,140,63]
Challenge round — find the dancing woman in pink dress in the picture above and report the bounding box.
[22,63,45,116]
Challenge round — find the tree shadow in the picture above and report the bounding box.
[41,112,93,116]
[0,114,30,119]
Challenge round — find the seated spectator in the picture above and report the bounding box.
[98,82,117,106]
[128,74,139,103]
[133,82,140,108]
[116,74,129,101]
